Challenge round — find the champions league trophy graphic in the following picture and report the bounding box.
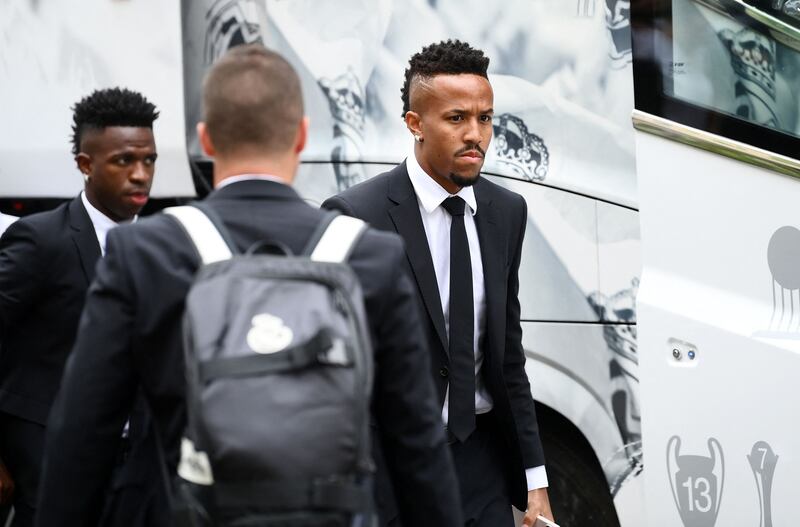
[667,436,725,527]
[748,441,778,527]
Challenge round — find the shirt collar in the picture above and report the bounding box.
[406,146,477,216]
[216,173,288,189]
[80,191,135,231]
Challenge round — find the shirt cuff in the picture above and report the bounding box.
[526,465,549,490]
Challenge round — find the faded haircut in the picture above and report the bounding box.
[71,88,158,155]
[401,39,490,117]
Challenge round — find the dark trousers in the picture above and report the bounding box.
[449,412,514,527]
[0,412,45,527]
[98,411,169,527]
[385,412,514,527]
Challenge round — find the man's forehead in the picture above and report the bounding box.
[80,126,155,150]
[410,73,493,109]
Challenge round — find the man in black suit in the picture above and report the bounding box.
[0,88,158,526]
[36,44,462,527]
[323,40,554,526]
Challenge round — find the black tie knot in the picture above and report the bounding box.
[441,196,466,217]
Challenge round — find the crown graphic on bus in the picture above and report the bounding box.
[492,113,549,182]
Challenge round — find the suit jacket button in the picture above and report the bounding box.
[439,367,449,378]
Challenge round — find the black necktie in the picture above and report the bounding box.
[441,196,475,442]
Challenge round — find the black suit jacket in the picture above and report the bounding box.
[323,163,544,510]
[36,180,462,527]
[0,197,101,425]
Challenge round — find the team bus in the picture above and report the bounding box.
[631,0,800,525]
[1,1,648,525]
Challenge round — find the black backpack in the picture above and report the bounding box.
[163,203,374,527]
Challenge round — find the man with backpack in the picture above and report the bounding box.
[36,44,462,527]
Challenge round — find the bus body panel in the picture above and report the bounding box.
[636,130,800,525]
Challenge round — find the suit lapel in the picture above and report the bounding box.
[474,184,506,363]
[69,197,102,285]
[386,165,449,355]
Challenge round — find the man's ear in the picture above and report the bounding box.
[405,111,422,141]
[75,153,92,179]
[197,122,216,157]
[294,116,309,155]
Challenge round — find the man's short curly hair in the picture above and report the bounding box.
[401,39,490,118]
[70,88,159,155]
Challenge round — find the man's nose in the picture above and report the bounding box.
[130,161,152,183]
[463,118,482,145]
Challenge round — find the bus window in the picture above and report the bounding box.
[744,0,800,24]
[632,0,800,165]
[671,0,800,136]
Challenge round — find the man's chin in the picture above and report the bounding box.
[449,171,481,188]
[118,205,145,221]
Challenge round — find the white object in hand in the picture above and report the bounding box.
[534,515,560,527]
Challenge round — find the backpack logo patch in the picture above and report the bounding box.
[247,313,294,354]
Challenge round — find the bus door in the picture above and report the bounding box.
[631,1,800,525]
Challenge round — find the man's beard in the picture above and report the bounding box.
[449,171,480,188]
[449,144,485,188]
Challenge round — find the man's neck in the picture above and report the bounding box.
[212,156,295,188]
[413,144,460,194]
[82,188,130,224]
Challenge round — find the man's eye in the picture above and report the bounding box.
[144,155,157,166]
[116,156,131,166]
[449,115,463,122]
[480,115,493,123]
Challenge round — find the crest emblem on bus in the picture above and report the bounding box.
[319,68,368,191]
[767,226,800,332]
[718,27,779,128]
[588,278,642,496]
[748,441,778,527]
[667,436,724,527]
[493,114,549,182]
[204,0,265,64]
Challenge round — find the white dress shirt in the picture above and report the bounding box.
[80,191,136,256]
[0,213,17,236]
[80,191,136,436]
[215,173,288,189]
[406,150,548,490]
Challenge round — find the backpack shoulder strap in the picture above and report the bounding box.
[301,210,340,256]
[309,214,367,263]
[164,205,233,265]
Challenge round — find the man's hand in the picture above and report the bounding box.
[0,459,15,505]
[522,488,554,526]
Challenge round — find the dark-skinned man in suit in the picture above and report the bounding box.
[0,88,157,526]
[324,40,555,527]
[36,44,462,527]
